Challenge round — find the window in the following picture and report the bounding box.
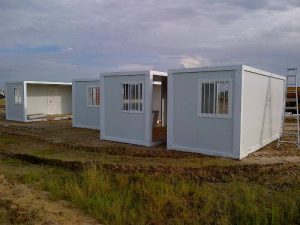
[122,82,143,112]
[87,86,100,107]
[14,88,22,104]
[198,79,231,118]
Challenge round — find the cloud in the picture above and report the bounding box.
[180,56,210,68]
[118,64,154,71]
[0,0,300,88]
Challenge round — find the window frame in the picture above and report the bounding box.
[197,78,232,119]
[14,87,22,105]
[121,82,144,113]
[86,85,100,107]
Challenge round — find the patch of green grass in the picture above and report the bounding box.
[44,170,300,225]
[1,158,300,225]
[0,135,18,145]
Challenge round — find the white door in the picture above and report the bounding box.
[48,87,60,115]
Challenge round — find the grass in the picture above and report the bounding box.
[0,133,237,169]
[1,158,300,225]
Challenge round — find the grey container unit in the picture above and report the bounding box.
[6,81,72,122]
[72,79,100,130]
[167,65,285,159]
[100,70,167,146]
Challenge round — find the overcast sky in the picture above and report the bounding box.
[0,0,300,88]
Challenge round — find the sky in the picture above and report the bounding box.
[0,0,300,88]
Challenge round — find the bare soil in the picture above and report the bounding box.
[0,174,100,225]
[1,99,300,224]
[1,98,300,166]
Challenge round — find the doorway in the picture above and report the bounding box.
[152,75,167,142]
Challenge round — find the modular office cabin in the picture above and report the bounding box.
[6,81,72,122]
[167,65,285,159]
[72,78,100,130]
[100,70,167,146]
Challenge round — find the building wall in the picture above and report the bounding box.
[240,70,285,157]
[168,70,236,157]
[27,84,72,115]
[27,84,49,115]
[73,80,100,130]
[6,82,25,121]
[102,75,146,145]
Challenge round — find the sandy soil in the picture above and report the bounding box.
[0,173,100,225]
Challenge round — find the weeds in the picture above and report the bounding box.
[38,169,300,225]
[1,158,300,225]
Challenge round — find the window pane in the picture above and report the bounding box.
[217,81,229,114]
[96,87,100,105]
[14,88,22,104]
[199,80,230,116]
[122,82,143,112]
[209,82,215,114]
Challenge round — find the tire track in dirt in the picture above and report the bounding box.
[1,150,300,186]
[0,129,207,159]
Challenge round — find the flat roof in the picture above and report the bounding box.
[168,65,285,80]
[72,78,100,82]
[6,81,72,85]
[101,70,167,77]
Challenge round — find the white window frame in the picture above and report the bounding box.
[14,87,22,105]
[86,86,100,107]
[197,78,232,119]
[121,82,144,113]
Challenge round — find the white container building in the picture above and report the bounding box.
[100,70,167,146]
[6,81,72,122]
[72,78,100,130]
[167,65,285,159]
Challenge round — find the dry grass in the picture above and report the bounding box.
[2,97,300,224]
[1,158,300,225]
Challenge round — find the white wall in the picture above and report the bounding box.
[240,70,285,157]
[102,75,147,145]
[6,82,25,121]
[168,70,237,157]
[27,84,72,116]
[73,80,100,130]
[27,84,49,115]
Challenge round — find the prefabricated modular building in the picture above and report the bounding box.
[167,65,285,159]
[72,78,100,130]
[100,70,167,146]
[6,81,72,122]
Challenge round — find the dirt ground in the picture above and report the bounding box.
[1,98,300,166]
[0,174,100,225]
[1,99,300,224]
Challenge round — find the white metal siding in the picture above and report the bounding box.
[240,70,285,157]
[169,70,236,156]
[73,80,100,130]
[6,83,25,121]
[102,75,146,144]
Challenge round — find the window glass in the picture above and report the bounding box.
[14,88,22,104]
[122,82,143,112]
[199,80,231,117]
[87,87,100,106]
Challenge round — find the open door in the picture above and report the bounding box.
[152,75,167,142]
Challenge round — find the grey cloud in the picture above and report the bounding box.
[0,0,300,88]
